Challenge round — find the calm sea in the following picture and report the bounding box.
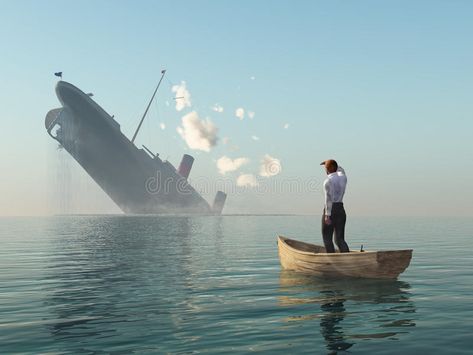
[1,216,472,354]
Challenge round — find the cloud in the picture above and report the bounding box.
[248,111,255,119]
[259,154,282,177]
[250,76,256,80]
[212,104,224,113]
[171,81,191,111]
[284,123,290,129]
[236,173,259,187]
[251,135,260,141]
[222,137,230,145]
[216,156,249,175]
[159,122,166,130]
[176,111,218,152]
[235,107,245,120]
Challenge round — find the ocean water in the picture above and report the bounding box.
[0,215,472,354]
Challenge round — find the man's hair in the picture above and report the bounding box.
[325,159,338,173]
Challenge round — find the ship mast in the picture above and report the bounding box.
[131,69,166,144]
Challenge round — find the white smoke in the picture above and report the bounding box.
[248,111,255,119]
[236,173,259,187]
[216,156,249,175]
[251,135,260,141]
[171,81,192,111]
[176,111,218,152]
[212,104,224,113]
[159,122,166,130]
[259,154,282,177]
[284,123,290,129]
[235,107,245,120]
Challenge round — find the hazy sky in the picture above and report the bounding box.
[1,0,472,216]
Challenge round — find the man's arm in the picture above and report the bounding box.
[324,180,332,217]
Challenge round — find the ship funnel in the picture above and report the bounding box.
[177,154,194,179]
[212,191,227,215]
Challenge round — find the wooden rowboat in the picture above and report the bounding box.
[277,236,412,279]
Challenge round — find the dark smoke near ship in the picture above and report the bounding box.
[45,80,226,214]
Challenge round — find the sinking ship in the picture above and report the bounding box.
[45,73,226,214]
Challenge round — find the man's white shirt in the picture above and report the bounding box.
[323,167,347,216]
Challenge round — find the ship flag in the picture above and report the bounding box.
[54,72,62,79]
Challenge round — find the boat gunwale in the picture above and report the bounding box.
[278,235,412,257]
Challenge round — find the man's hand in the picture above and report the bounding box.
[324,215,332,225]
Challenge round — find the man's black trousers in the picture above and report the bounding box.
[321,202,350,253]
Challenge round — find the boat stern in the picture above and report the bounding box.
[375,249,413,278]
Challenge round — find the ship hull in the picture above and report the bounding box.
[46,81,214,214]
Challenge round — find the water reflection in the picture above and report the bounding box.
[42,216,198,347]
[279,271,416,353]
[319,291,353,353]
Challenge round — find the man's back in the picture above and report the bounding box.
[323,167,347,206]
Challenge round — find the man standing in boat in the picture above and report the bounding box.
[320,159,350,253]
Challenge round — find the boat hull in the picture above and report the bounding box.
[277,236,412,279]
